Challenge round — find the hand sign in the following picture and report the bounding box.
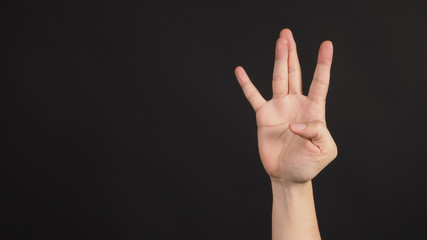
[235,29,338,183]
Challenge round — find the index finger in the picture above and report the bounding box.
[308,41,334,103]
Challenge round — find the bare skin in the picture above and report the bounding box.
[235,28,338,240]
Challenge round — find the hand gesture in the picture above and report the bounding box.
[235,29,338,184]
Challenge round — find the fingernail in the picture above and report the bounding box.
[291,123,306,131]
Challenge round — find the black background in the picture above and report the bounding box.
[3,0,427,239]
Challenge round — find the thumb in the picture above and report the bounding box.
[289,120,332,148]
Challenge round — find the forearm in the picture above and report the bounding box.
[271,178,321,240]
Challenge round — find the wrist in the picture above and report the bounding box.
[270,177,313,201]
[270,177,312,189]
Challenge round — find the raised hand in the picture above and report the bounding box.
[235,28,338,184]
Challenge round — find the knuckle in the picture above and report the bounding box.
[329,142,338,159]
[288,66,299,74]
[311,120,324,129]
[332,145,338,158]
[272,74,286,81]
[246,90,259,101]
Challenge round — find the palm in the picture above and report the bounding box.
[256,95,325,181]
[235,29,334,182]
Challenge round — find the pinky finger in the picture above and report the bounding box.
[235,66,266,111]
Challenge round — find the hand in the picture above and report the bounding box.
[235,29,338,184]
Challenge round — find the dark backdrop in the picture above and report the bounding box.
[3,0,427,239]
